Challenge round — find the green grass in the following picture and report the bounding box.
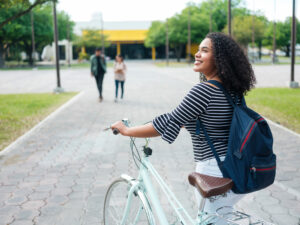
[0,61,113,70]
[0,92,77,151]
[155,61,193,67]
[245,88,300,133]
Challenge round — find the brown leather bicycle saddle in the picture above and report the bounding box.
[188,172,233,198]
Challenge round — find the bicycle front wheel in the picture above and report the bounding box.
[103,178,154,225]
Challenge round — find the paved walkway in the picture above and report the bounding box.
[0,63,299,225]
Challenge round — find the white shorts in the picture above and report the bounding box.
[195,157,245,224]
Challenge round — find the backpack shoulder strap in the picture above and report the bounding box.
[206,80,236,107]
[196,118,222,166]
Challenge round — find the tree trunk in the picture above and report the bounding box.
[174,44,183,62]
[258,41,262,60]
[285,44,290,57]
[0,43,5,68]
[25,44,33,66]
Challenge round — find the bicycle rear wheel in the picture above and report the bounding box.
[103,178,154,225]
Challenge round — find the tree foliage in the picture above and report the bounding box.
[0,0,53,29]
[74,29,110,48]
[263,18,300,56]
[144,21,165,48]
[0,3,74,67]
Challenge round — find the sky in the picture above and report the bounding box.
[57,0,299,22]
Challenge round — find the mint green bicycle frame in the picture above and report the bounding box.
[119,154,216,225]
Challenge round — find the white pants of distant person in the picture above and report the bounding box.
[195,156,245,225]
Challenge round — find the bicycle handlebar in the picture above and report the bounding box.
[112,128,120,135]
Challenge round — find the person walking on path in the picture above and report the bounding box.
[111,32,256,223]
[113,54,126,102]
[90,47,107,102]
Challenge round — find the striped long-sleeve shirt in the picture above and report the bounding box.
[152,82,238,162]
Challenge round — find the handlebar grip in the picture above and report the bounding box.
[112,129,120,135]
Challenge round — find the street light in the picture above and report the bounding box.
[290,0,299,88]
[52,0,64,93]
[100,13,105,54]
[165,19,169,66]
[30,10,36,67]
[228,0,232,36]
[187,5,191,63]
[272,0,277,64]
[29,0,36,67]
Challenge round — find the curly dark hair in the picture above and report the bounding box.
[206,32,256,95]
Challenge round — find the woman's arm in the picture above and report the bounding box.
[110,121,160,138]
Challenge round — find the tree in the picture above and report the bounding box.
[167,4,210,62]
[263,17,300,57]
[0,0,53,29]
[223,13,266,57]
[144,21,165,48]
[0,4,75,67]
[74,29,110,48]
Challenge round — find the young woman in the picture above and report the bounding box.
[113,55,126,102]
[111,32,256,218]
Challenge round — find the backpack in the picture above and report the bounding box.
[196,80,276,194]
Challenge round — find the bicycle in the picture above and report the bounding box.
[103,119,274,225]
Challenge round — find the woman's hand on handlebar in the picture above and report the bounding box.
[111,121,129,136]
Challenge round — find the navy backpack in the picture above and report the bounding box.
[196,80,276,194]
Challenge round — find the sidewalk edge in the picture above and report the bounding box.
[274,181,300,200]
[266,118,300,138]
[0,91,85,156]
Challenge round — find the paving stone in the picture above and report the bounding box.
[28,192,50,201]
[262,204,289,215]
[21,200,45,210]
[13,209,39,220]
[39,204,64,216]
[271,214,299,225]
[47,195,69,205]
[50,187,72,196]
[0,214,14,224]
[33,185,54,192]
[6,196,28,205]
[33,215,60,225]
[9,220,34,225]
[0,205,21,218]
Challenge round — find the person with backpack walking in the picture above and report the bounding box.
[110,32,268,220]
[113,55,126,102]
[90,47,107,102]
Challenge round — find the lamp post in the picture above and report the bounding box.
[67,20,71,67]
[251,0,255,63]
[228,0,232,36]
[272,0,277,64]
[30,10,36,67]
[100,13,105,54]
[209,0,212,32]
[52,0,63,93]
[165,19,169,66]
[187,5,191,63]
[290,0,299,88]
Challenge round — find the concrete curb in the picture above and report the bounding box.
[274,181,300,200]
[0,91,85,156]
[266,118,300,139]
[265,118,300,199]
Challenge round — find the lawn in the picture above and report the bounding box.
[245,88,300,134]
[0,61,113,70]
[0,92,77,151]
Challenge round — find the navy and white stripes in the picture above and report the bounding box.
[152,82,235,162]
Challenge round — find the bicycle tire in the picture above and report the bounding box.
[103,178,154,225]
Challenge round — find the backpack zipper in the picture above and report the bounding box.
[250,166,276,179]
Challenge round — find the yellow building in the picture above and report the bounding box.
[76,20,155,59]
[75,18,198,60]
